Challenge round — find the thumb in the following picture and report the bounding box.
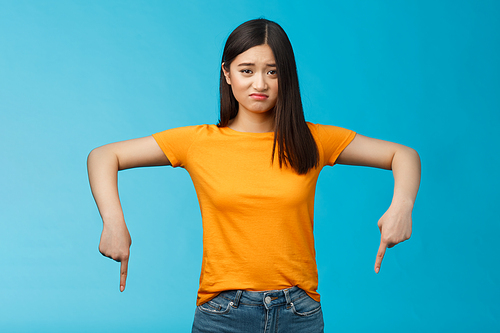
[120,257,129,292]
[374,240,387,274]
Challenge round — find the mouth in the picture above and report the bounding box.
[250,93,268,100]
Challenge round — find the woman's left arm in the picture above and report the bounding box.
[336,134,421,274]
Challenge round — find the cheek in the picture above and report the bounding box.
[271,82,279,98]
[230,79,247,96]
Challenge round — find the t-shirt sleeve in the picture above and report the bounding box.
[315,124,356,166]
[152,125,200,168]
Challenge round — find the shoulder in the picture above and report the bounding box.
[151,124,217,167]
[306,122,357,166]
[306,122,355,139]
[154,124,215,137]
[152,124,215,148]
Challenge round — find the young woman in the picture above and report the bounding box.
[87,18,420,333]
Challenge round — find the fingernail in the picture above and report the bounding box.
[120,285,124,292]
[375,267,380,274]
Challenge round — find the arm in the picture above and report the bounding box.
[336,134,421,273]
[87,136,170,291]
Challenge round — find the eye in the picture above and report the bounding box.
[240,69,253,74]
[267,70,277,75]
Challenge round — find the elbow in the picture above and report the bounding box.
[87,147,97,166]
[87,147,104,174]
[87,146,104,166]
[404,146,420,159]
[390,145,421,170]
[407,146,421,166]
[87,145,119,169]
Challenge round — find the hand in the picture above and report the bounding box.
[99,222,132,291]
[374,204,412,274]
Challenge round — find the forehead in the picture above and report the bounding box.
[232,44,276,65]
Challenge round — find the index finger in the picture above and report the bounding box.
[374,240,387,274]
[120,258,129,292]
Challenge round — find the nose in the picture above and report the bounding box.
[252,72,267,91]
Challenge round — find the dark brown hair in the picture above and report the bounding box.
[218,18,319,175]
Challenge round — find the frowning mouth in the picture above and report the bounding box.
[250,93,268,100]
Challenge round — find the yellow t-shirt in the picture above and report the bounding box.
[153,122,356,305]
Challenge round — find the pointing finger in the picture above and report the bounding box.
[120,257,129,292]
[375,240,387,274]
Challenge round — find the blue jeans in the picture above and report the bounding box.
[192,286,324,333]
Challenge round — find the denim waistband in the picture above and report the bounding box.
[216,286,308,309]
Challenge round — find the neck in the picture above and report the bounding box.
[228,109,275,133]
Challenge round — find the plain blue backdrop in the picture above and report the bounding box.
[1,1,499,332]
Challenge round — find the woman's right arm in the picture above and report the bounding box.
[87,136,170,292]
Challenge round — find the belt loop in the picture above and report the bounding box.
[283,288,292,306]
[232,290,243,308]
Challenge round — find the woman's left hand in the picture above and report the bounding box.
[374,202,413,273]
[337,134,420,273]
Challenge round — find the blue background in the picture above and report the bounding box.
[1,1,499,332]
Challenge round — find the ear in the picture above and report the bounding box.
[222,63,231,85]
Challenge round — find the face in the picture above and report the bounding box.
[223,44,278,116]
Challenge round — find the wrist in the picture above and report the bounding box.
[101,214,126,227]
[389,197,414,212]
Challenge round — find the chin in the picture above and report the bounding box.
[250,105,275,113]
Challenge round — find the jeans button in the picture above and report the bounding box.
[264,296,271,304]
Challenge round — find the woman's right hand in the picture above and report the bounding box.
[99,221,132,292]
[88,135,170,292]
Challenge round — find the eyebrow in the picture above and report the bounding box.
[237,62,276,67]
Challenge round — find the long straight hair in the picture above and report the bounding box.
[218,19,319,175]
